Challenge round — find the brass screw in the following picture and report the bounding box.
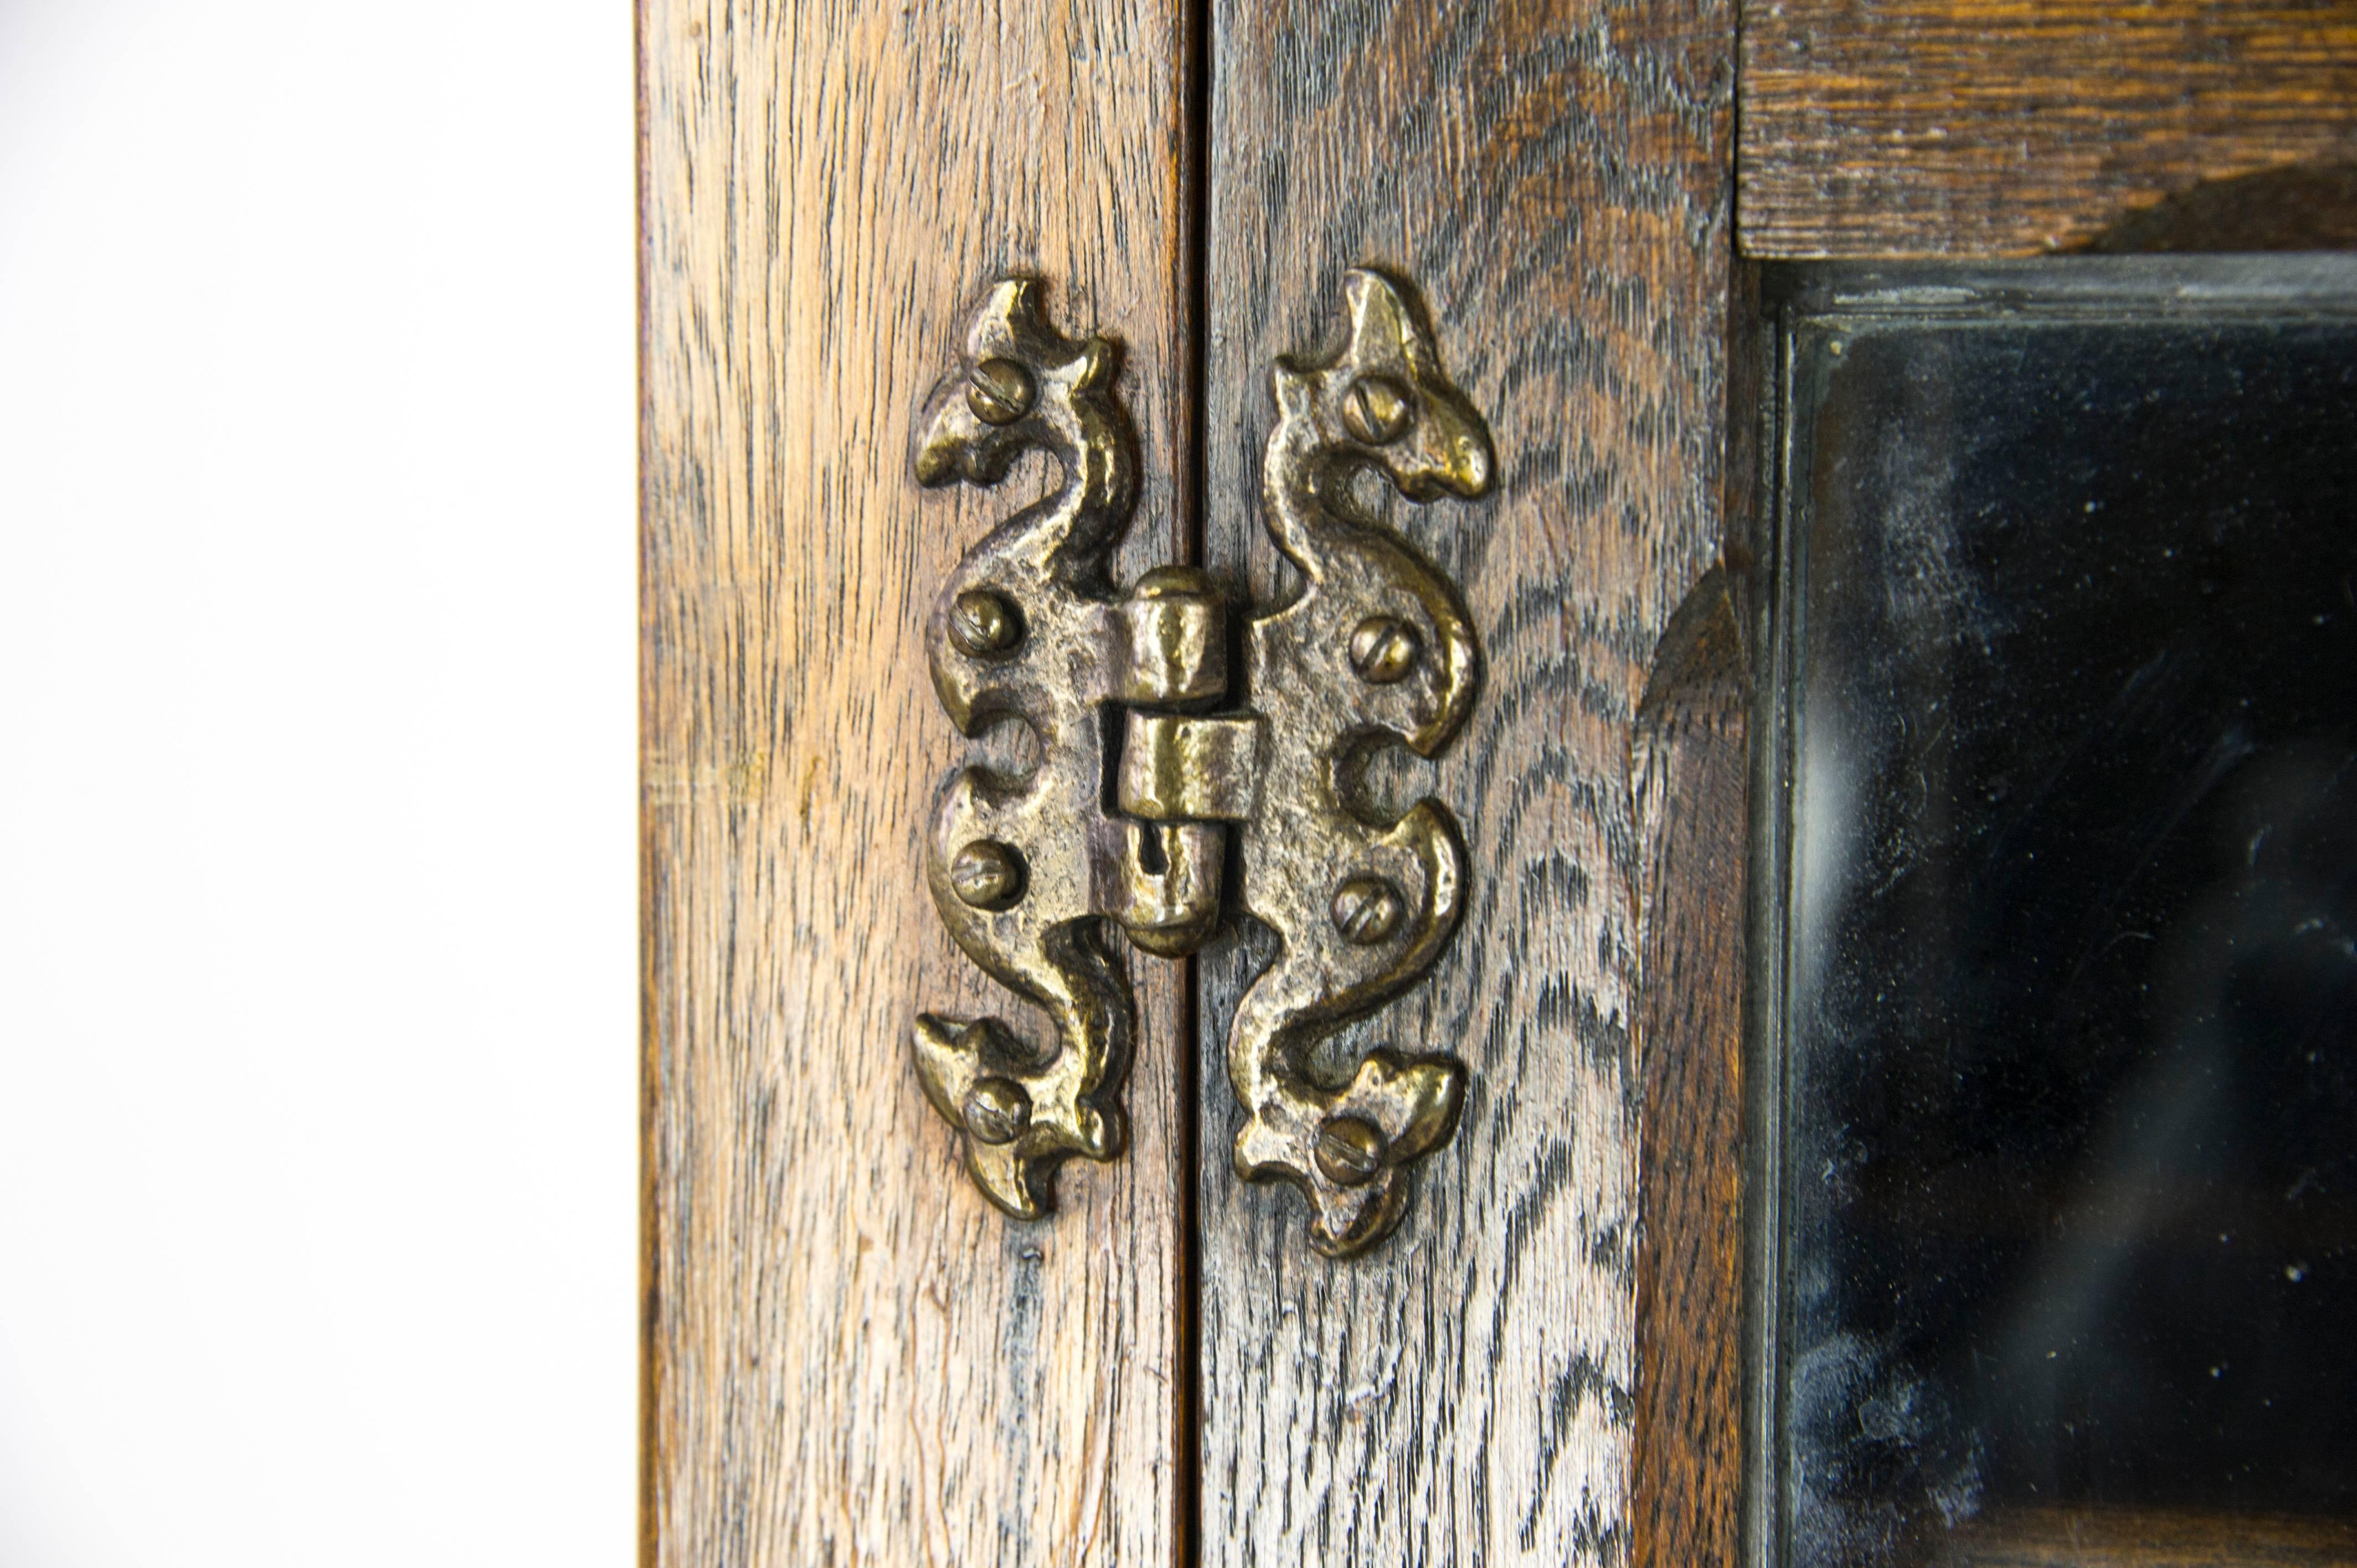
[963,1077,1031,1146]
[1348,615,1421,684]
[1330,875,1405,945]
[948,588,1022,657]
[966,358,1035,425]
[1339,374,1413,445]
[1314,1116,1387,1187]
[950,841,1026,910]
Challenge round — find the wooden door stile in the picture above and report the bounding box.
[639,2,1201,1561]
[1195,2,1741,1562]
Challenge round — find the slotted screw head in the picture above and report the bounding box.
[1340,374,1413,445]
[966,358,1035,425]
[1348,615,1421,684]
[963,1077,1031,1146]
[948,588,1023,657]
[950,841,1026,910]
[1330,875,1406,946]
[1315,1116,1387,1187]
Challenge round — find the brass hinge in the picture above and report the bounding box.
[910,270,1493,1257]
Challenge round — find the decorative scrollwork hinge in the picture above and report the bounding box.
[911,269,1493,1257]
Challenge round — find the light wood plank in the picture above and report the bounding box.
[1739,0,2357,259]
[639,2,1196,1561]
[1196,1,1737,1560]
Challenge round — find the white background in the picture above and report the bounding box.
[0,2,636,1562]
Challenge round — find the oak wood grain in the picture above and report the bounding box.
[1739,0,2357,259]
[639,2,1196,1561]
[1629,569,1748,1568]
[1195,1,1737,1560]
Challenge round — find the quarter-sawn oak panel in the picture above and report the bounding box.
[1197,1,1736,1561]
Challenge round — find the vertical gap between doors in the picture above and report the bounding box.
[1176,0,1213,1561]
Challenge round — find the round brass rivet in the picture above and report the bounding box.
[1315,1116,1387,1187]
[966,358,1035,425]
[964,1077,1031,1146]
[948,588,1022,657]
[1330,875,1406,946]
[1340,374,1413,445]
[1348,615,1421,684]
[950,841,1026,910]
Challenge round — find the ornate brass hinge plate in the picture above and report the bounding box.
[911,269,1492,1257]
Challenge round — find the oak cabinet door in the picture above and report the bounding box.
[638,5,1740,1557]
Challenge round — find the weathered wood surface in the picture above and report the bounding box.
[1629,570,1748,1568]
[1739,0,2357,259]
[639,2,1196,1562]
[1195,1,1737,1561]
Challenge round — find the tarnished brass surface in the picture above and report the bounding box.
[911,270,1491,1254]
[909,278,1225,1219]
[1224,269,1492,1255]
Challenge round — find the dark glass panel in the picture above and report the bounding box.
[1771,262,2357,1568]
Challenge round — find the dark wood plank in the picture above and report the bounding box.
[1196,1,1737,1559]
[639,2,1196,1561]
[1630,568,1749,1568]
[1740,0,2357,259]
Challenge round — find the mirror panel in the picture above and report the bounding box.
[1761,259,2357,1567]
